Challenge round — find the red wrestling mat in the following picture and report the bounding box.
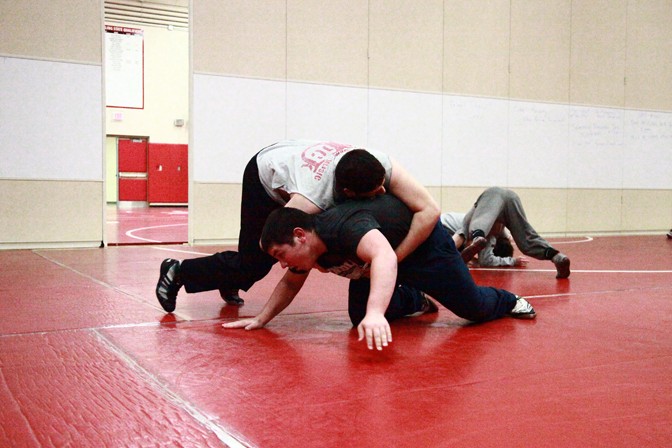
[1,235,671,447]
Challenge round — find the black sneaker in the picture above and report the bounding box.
[460,236,488,263]
[156,259,182,312]
[404,292,439,317]
[667,229,672,239]
[507,295,536,319]
[220,289,244,306]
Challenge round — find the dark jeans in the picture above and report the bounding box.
[180,154,279,293]
[348,222,517,326]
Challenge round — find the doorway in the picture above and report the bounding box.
[105,135,188,245]
[103,1,189,246]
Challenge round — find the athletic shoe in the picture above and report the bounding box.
[460,236,488,263]
[220,289,245,306]
[507,296,536,319]
[667,229,672,239]
[156,258,182,312]
[552,253,571,279]
[405,293,439,317]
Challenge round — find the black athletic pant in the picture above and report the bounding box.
[179,154,279,293]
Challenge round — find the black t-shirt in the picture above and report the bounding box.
[314,194,412,278]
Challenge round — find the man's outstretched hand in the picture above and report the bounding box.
[357,313,392,351]
[222,318,265,331]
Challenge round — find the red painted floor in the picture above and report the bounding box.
[1,235,671,447]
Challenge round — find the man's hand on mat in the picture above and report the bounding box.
[357,313,392,351]
[222,318,264,330]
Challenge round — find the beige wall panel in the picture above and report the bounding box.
[440,187,672,235]
[439,187,485,214]
[188,184,669,245]
[621,189,672,232]
[286,0,368,86]
[625,0,672,111]
[0,0,101,63]
[570,0,627,107]
[515,188,568,234]
[368,0,443,92]
[509,0,571,103]
[0,180,102,248]
[191,183,242,244]
[193,0,286,78]
[566,189,622,233]
[443,0,510,98]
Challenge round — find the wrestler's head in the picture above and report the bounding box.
[335,149,386,198]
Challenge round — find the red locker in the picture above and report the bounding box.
[148,144,188,204]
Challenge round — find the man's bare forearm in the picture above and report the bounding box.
[365,254,397,316]
[256,271,308,325]
[394,207,439,262]
[387,158,440,262]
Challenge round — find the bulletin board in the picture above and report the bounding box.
[105,25,144,109]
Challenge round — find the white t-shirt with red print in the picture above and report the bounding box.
[256,140,392,211]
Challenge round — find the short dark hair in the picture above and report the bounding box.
[493,237,514,258]
[260,207,316,252]
[335,149,386,195]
